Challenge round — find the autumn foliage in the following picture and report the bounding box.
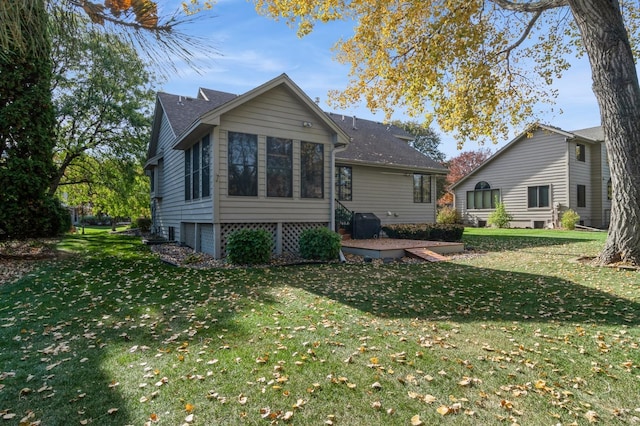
[81,0,158,28]
[438,148,492,206]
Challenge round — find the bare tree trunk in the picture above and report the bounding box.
[569,0,640,266]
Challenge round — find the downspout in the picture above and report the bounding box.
[330,145,336,231]
[565,137,573,211]
[330,137,349,232]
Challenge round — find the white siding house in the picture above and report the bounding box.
[451,124,610,229]
[145,74,447,258]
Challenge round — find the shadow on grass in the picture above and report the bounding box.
[0,232,277,425]
[283,262,639,326]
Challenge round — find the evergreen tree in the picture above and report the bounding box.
[0,0,68,238]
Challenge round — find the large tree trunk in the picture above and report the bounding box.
[569,0,640,266]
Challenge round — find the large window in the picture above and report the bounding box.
[466,181,500,209]
[301,142,324,198]
[228,132,258,196]
[413,174,432,203]
[267,137,293,197]
[577,184,586,207]
[335,166,352,201]
[201,135,210,197]
[192,141,200,200]
[576,143,585,162]
[184,135,211,201]
[184,145,191,201]
[528,185,550,208]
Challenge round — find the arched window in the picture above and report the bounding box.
[467,181,500,209]
[475,181,491,190]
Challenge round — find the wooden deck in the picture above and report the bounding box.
[341,238,464,261]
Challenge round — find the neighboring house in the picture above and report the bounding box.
[145,74,447,258]
[450,124,610,229]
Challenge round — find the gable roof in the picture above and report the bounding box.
[147,74,446,173]
[174,74,351,149]
[450,123,604,190]
[330,113,447,174]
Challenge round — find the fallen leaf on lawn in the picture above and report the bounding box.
[371,381,382,390]
[437,405,451,416]
[410,414,423,425]
[283,411,293,420]
[424,394,437,404]
[585,410,599,423]
[2,413,16,420]
[501,400,514,411]
[185,403,194,413]
[185,413,194,423]
[149,413,159,422]
[238,394,248,405]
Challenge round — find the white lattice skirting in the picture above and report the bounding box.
[220,222,328,256]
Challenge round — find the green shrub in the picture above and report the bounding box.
[487,198,513,228]
[227,229,273,265]
[436,206,461,224]
[381,223,464,242]
[131,217,152,233]
[299,227,342,260]
[561,209,581,230]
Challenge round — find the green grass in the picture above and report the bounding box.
[1,228,638,425]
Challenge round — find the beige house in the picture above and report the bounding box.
[145,74,446,258]
[451,124,611,229]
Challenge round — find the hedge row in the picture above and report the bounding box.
[381,223,464,242]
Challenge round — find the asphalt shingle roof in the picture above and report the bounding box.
[158,90,236,137]
[329,113,447,172]
[571,126,604,141]
[156,88,446,172]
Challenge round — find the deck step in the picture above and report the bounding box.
[405,248,448,262]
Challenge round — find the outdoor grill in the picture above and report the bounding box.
[352,212,381,239]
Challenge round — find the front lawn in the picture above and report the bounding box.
[1,228,638,425]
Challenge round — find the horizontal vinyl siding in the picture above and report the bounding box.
[217,86,333,223]
[455,129,568,227]
[338,165,438,224]
[570,140,593,225]
[154,113,214,242]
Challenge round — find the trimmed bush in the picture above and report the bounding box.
[381,223,464,242]
[299,227,342,260]
[227,229,272,265]
[561,209,581,230]
[436,206,461,224]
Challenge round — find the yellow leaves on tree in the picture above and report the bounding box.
[254,0,575,145]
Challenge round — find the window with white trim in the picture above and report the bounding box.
[466,181,500,209]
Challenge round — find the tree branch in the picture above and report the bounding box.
[498,10,543,57]
[489,0,568,13]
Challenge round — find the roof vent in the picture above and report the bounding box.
[177,95,183,106]
[352,116,357,130]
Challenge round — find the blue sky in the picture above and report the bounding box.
[158,0,601,160]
